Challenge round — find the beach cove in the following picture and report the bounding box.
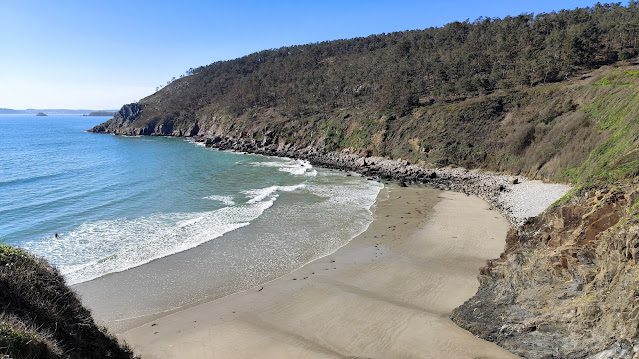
[111,185,519,358]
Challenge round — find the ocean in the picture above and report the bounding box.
[0,115,381,286]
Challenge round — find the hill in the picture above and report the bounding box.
[92,3,639,180]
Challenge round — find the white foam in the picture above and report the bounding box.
[204,195,236,206]
[243,183,306,204]
[184,138,206,147]
[306,179,382,208]
[20,164,381,289]
[22,192,278,285]
[250,159,316,177]
[176,216,203,228]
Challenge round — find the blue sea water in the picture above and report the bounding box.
[0,115,381,285]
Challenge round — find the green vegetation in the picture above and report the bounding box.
[561,70,639,184]
[0,245,30,262]
[0,244,135,359]
[0,319,60,358]
[175,2,637,115]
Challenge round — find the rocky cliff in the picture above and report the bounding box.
[91,3,639,182]
[92,62,639,185]
[452,183,639,358]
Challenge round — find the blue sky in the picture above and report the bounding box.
[0,0,618,109]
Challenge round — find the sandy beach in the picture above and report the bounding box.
[114,185,517,358]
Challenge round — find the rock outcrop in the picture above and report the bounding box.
[452,183,639,358]
[91,103,141,133]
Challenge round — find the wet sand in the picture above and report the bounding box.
[117,186,516,358]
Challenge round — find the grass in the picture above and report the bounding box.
[0,244,136,358]
[0,320,59,359]
[594,69,639,87]
[560,71,639,184]
[318,114,380,151]
[340,116,378,150]
[0,245,30,263]
[624,69,639,77]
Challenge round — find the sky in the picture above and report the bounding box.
[0,0,621,109]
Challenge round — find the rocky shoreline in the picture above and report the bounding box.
[89,104,571,227]
[195,135,569,227]
[197,131,639,359]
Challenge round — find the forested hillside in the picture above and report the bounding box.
[93,3,639,182]
[153,2,639,113]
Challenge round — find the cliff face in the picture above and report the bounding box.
[452,184,639,358]
[94,63,639,183]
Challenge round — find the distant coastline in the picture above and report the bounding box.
[84,111,116,117]
[0,108,117,115]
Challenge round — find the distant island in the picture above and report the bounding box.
[0,108,118,116]
[35,112,47,116]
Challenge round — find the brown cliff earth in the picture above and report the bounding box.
[452,182,639,358]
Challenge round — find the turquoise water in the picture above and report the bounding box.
[0,115,381,285]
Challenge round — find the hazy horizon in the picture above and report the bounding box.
[0,107,117,111]
[0,0,620,109]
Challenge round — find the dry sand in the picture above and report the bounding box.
[118,186,517,358]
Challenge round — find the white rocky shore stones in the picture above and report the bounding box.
[406,164,572,226]
[361,159,571,226]
[498,180,571,225]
